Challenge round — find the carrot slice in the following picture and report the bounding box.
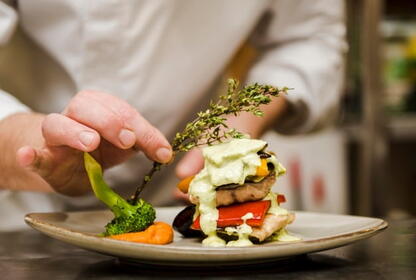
[256,159,270,177]
[177,176,195,193]
[109,222,173,244]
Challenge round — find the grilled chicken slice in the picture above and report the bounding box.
[250,213,295,242]
[189,172,276,207]
[215,172,276,207]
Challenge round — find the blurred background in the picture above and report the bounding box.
[342,0,416,218]
[0,0,414,223]
[282,0,416,218]
[223,0,416,218]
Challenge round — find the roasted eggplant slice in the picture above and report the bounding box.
[172,205,202,238]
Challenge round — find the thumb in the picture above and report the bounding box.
[16,145,86,196]
[16,146,51,177]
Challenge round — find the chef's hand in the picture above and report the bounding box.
[6,90,172,195]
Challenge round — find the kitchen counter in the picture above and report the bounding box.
[0,218,414,279]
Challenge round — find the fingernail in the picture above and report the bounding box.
[79,131,95,147]
[119,129,136,148]
[156,147,172,163]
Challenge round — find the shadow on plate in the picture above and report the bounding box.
[75,254,352,279]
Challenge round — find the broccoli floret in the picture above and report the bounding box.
[104,199,155,236]
[84,153,156,236]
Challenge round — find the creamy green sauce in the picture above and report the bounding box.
[202,233,226,247]
[189,138,287,247]
[225,212,254,247]
[266,156,286,177]
[203,139,266,186]
[269,228,301,242]
[263,192,288,216]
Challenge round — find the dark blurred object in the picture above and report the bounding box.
[386,140,416,215]
[404,85,416,111]
[343,0,416,217]
[385,0,416,18]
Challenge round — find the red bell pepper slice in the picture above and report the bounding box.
[192,194,287,230]
[277,194,286,204]
[192,200,270,229]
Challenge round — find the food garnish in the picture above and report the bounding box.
[109,222,173,245]
[131,78,289,203]
[84,153,157,236]
[173,138,299,247]
[83,78,289,243]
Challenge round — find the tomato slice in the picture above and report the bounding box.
[191,194,287,230]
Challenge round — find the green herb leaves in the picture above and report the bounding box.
[131,78,289,201]
[171,78,288,153]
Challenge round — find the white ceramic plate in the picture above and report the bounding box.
[25,207,387,266]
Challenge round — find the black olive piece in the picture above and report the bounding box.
[216,230,261,243]
[216,230,238,242]
[257,151,271,159]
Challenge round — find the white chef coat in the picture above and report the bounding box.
[0,0,346,230]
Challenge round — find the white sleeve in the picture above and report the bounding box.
[246,0,347,133]
[0,2,30,120]
[0,1,17,45]
[0,89,31,120]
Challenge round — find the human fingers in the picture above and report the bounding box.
[16,145,89,196]
[16,146,40,170]
[64,91,172,163]
[173,188,191,204]
[16,145,59,179]
[42,113,100,152]
[175,148,204,179]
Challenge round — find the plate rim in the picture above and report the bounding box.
[24,208,388,265]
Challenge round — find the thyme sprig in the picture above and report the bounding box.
[131,78,289,202]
